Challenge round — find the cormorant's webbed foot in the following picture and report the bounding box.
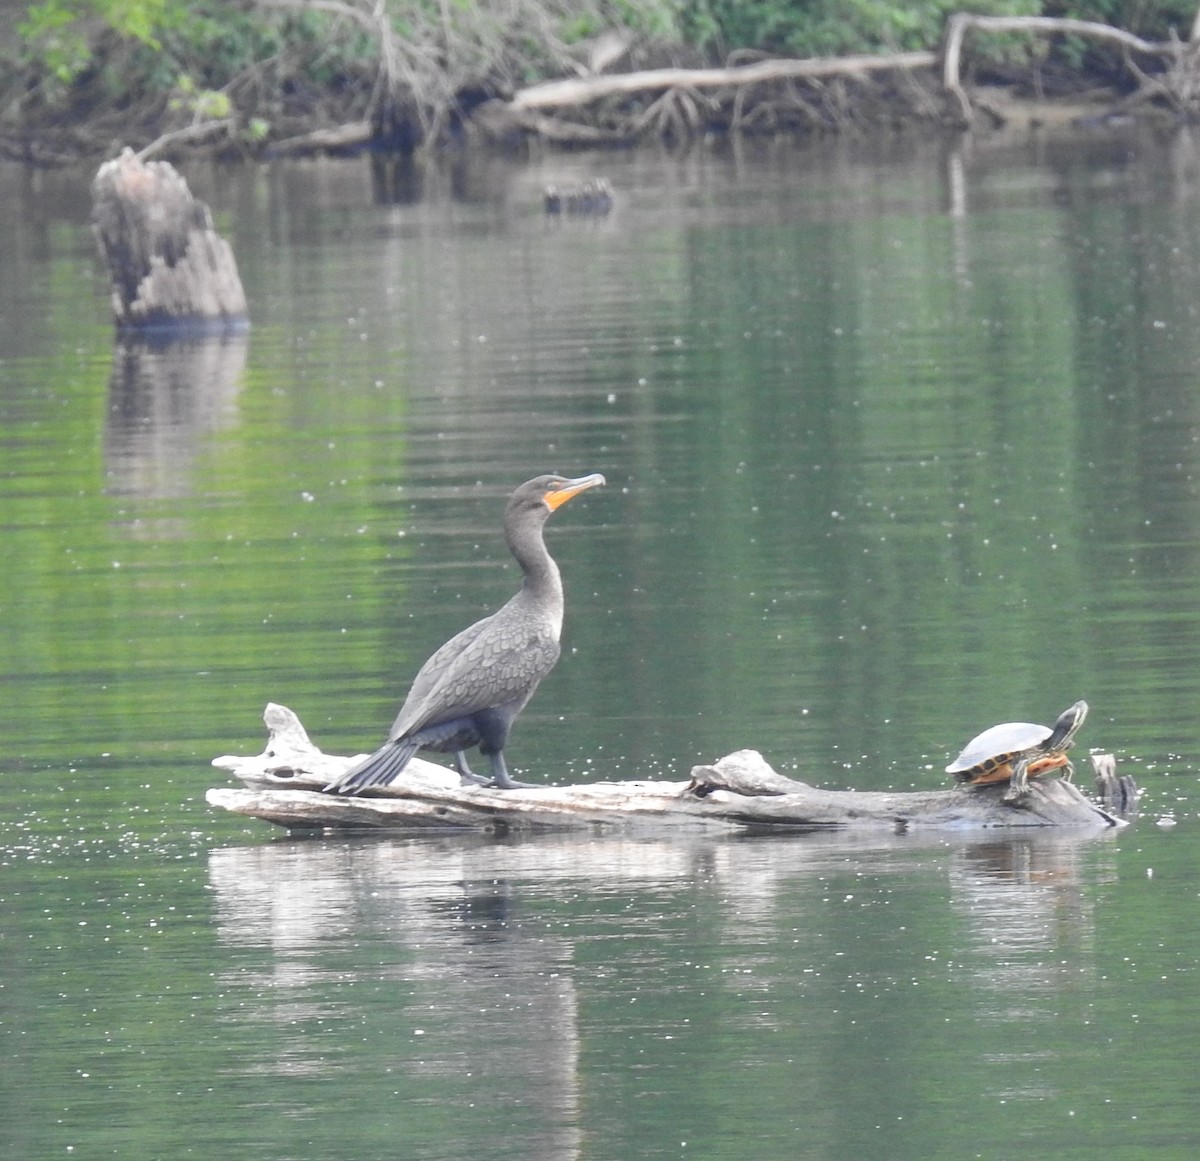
[483,754,536,790]
[487,774,537,790]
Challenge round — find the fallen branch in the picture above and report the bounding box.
[266,121,373,157]
[136,118,236,162]
[942,13,1182,123]
[208,704,1129,834]
[507,51,937,113]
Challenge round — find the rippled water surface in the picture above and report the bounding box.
[3,130,1200,1158]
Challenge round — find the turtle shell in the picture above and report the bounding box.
[945,720,1053,779]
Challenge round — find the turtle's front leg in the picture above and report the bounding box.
[1003,754,1033,804]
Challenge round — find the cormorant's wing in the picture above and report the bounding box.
[390,618,561,740]
[386,612,496,740]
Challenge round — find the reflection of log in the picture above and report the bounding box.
[208,704,1128,833]
[104,335,247,498]
[208,841,585,1155]
[91,148,248,333]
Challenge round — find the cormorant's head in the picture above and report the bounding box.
[511,473,606,517]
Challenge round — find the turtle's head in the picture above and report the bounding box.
[1049,700,1088,751]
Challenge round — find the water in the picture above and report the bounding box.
[3,129,1200,1158]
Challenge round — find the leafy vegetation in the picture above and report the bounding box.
[2,0,1198,155]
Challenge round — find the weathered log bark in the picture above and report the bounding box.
[506,52,938,112]
[208,704,1130,834]
[91,148,249,334]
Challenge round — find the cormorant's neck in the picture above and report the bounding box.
[506,512,564,631]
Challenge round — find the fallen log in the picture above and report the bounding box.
[942,13,1185,123]
[208,704,1130,834]
[266,121,373,157]
[456,50,946,145]
[91,148,249,334]
[506,51,938,112]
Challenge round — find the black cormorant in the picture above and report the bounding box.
[327,473,605,794]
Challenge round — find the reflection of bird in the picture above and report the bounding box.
[327,474,606,794]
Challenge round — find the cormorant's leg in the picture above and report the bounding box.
[1003,755,1032,804]
[453,751,489,786]
[486,751,535,790]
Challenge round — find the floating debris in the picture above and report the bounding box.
[543,179,614,216]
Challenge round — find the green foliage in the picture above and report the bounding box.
[19,0,173,51]
[1037,1,1198,77]
[676,0,1044,58]
[168,73,231,120]
[668,0,1200,60]
[7,0,1200,145]
[16,7,90,90]
[17,0,177,87]
[10,0,377,127]
[612,0,680,39]
[1044,0,1197,38]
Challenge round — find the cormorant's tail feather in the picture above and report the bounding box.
[326,738,421,794]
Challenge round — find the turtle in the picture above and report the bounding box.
[946,700,1089,803]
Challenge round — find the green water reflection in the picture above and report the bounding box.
[3,133,1200,1158]
[5,830,1198,1159]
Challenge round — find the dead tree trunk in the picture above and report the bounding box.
[207,704,1132,834]
[91,149,248,334]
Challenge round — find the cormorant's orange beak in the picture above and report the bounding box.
[544,473,606,511]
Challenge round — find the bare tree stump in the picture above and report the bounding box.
[91,148,248,334]
[207,704,1131,835]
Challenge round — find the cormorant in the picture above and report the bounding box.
[327,473,605,794]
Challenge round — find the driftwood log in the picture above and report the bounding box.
[91,148,248,333]
[207,704,1131,834]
